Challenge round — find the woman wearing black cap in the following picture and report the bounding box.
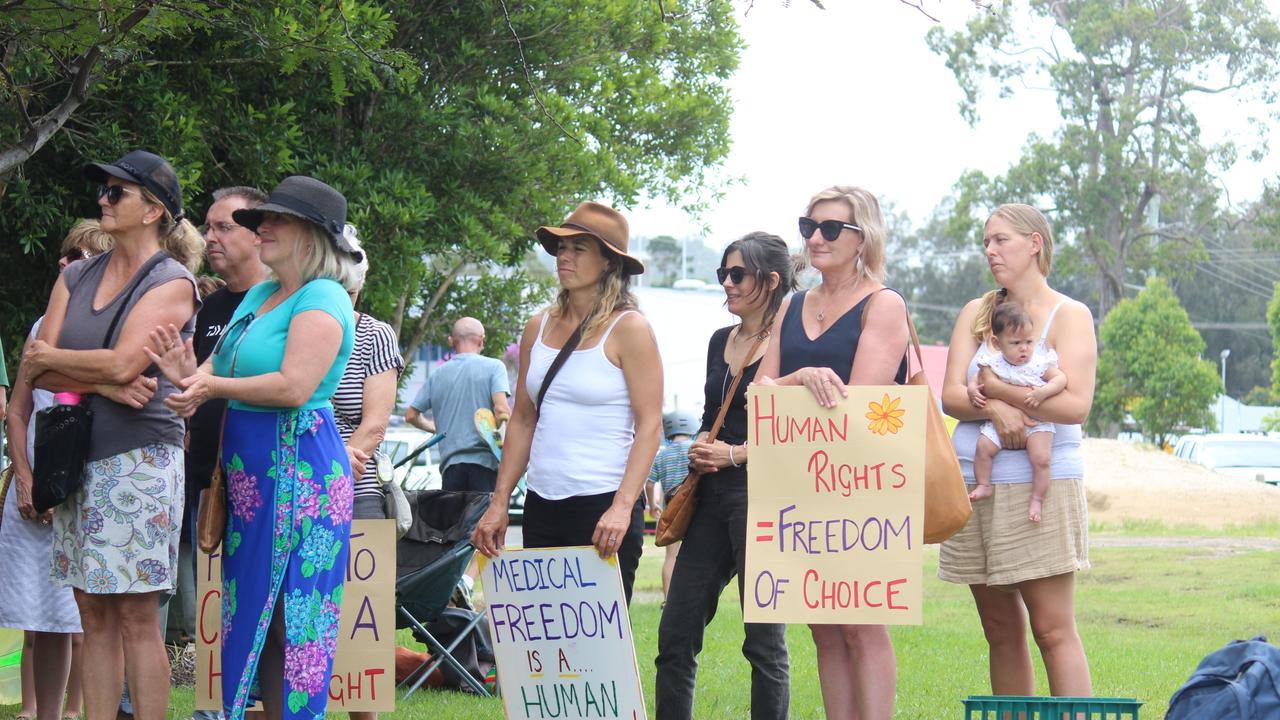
[21,150,202,720]
[470,201,663,604]
[151,175,361,720]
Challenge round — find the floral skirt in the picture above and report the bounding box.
[50,443,184,594]
[220,407,353,720]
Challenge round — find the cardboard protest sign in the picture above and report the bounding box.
[196,519,396,711]
[744,385,927,625]
[480,547,646,720]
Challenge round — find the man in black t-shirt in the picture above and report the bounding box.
[171,186,268,678]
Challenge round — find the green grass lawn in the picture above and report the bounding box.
[4,530,1278,719]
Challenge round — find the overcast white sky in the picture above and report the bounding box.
[627,0,1280,249]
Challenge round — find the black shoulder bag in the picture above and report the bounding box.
[33,252,171,513]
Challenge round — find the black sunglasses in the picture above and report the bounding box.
[97,184,141,205]
[799,216,862,241]
[716,266,747,285]
[213,311,256,359]
[62,247,89,263]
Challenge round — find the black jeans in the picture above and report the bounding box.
[521,489,645,605]
[442,462,498,492]
[654,475,790,720]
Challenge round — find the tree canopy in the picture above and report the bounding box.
[0,0,742,364]
[928,0,1280,318]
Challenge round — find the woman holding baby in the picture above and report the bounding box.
[938,203,1096,699]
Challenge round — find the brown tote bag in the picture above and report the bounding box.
[904,311,971,544]
[656,333,766,547]
[863,290,971,544]
[197,409,228,553]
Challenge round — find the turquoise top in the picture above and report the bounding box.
[212,278,354,412]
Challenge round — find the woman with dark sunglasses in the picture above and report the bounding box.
[149,175,361,720]
[20,150,203,720]
[0,219,114,720]
[756,186,909,719]
[655,232,796,720]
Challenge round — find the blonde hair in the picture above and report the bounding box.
[138,186,205,273]
[196,274,226,299]
[60,219,114,256]
[549,246,638,340]
[971,203,1056,342]
[295,222,360,288]
[803,186,887,284]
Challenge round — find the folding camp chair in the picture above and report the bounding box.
[395,489,493,698]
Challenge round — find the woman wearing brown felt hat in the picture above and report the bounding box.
[471,201,662,604]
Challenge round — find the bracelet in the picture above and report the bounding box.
[728,444,740,467]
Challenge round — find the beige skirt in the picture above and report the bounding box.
[938,478,1090,588]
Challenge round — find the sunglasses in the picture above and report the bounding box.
[213,311,256,360]
[62,247,90,263]
[716,266,747,285]
[97,184,142,205]
[799,216,862,241]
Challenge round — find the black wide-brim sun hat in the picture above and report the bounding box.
[83,149,185,221]
[232,175,363,262]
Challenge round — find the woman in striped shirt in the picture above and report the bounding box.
[331,229,405,525]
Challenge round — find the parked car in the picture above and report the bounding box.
[382,427,443,491]
[380,426,525,524]
[1173,433,1280,484]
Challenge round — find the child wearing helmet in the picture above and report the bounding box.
[648,410,696,598]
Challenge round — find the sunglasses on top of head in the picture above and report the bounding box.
[798,216,862,241]
[716,266,748,285]
[97,184,143,205]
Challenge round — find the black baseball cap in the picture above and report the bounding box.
[84,150,184,221]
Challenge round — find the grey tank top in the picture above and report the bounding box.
[59,251,199,461]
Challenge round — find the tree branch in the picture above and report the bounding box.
[407,256,468,352]
[497,0,582,146]
[0,4,153,178]
[897,0,939,23]
[0,61,35,131]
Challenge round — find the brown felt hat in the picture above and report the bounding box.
[536,201,644,276]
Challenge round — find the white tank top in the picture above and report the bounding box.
[952,300,1085,483]
[525,311,637,500]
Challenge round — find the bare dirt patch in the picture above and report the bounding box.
[1083,438,1280,528]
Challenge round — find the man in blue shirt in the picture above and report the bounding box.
[405,317,511,491]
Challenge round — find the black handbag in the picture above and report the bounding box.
[32,252,170,513]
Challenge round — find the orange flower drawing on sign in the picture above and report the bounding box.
[866,393,905,436]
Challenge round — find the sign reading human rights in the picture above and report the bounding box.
[195,519,396,711]
[744,385,927,625]
[480,547,647,720]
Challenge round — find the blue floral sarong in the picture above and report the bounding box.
[220,407,353,719]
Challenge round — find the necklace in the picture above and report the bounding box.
[723,325,768,400]
[813,277,863,323]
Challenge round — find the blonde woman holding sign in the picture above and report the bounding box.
[756,186,908,719]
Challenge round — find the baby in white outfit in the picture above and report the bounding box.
[967,302,1068,522]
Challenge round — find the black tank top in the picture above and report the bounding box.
[778,289,908,384]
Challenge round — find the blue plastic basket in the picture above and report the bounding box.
[963,695,1142,719]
